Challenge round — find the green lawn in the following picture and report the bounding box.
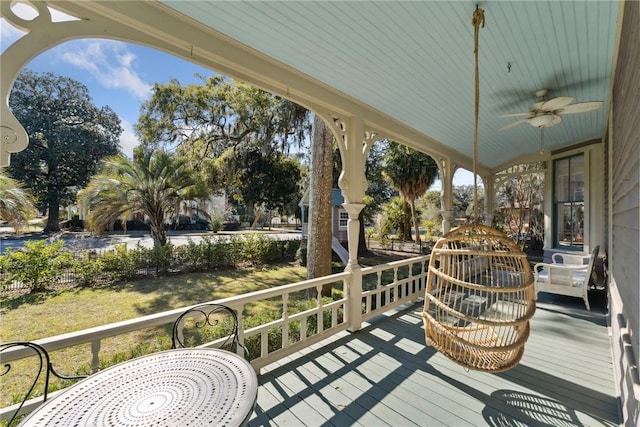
[1,263,307,342]
[0,263,307,410]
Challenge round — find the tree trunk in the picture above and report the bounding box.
[410,199,421,245]
[245,203,255,228]
[402,199,412,241]
[43,192,61,234]
[358,210,369,256]
[307,115,333,297]
[149,217,167,248]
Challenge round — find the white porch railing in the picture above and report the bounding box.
[0,254,430,421]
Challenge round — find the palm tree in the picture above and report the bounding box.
[383,141,439,245]
[79,149,206,248]
[0,171,38,235]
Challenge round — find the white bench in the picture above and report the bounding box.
[533,246,599,310]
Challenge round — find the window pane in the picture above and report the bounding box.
[555,202,584,248]
[554,158,570,202]
[572,202,585,247]
[570,155,584,202]
[339,210,349,228]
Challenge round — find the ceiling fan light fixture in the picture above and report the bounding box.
[528,114,560,128]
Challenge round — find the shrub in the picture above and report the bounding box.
[295,240,307,266]
[212,238,240,268]
[243,308,282,357]
[379,235,392,250]
[101,244,141,281]
[0,235,303,292]
[283,239,301,260]
[240,235,280,266]
[198,237,220,270]
[140,244,174,274]
[0,240,72,293]
[210,218,222,233]
[73,251,105,288]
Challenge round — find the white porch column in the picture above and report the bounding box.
[441,210,455,234]
[483,174,495,226]
[438,157,456,234]
[327,115,375,332]
[342,203,366,266]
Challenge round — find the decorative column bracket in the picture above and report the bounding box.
[319,113,382,332]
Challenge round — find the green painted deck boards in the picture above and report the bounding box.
[249,290,619,427]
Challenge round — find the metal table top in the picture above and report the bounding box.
[18,348,258,426]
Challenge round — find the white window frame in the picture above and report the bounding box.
[338,209,349,229]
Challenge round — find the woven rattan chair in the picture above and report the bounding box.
[422,224,537,372]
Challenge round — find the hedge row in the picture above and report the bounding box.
[0,236,302,293]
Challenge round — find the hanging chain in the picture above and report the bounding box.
[472,7,485,224]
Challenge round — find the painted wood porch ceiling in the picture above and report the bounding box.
[163,1,618,170]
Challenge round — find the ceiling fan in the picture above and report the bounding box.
[499,89,603,130]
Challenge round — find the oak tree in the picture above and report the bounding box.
[8,70,122,233]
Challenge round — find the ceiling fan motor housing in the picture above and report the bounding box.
[500,88,602,132]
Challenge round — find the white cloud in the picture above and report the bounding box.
[60,40,152,100]
[119,119,140,158]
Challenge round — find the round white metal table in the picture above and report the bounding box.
[18,348,258,426]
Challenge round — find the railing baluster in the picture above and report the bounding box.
[282,294,289,350]
[316,287,323,334]
[301,316,307,342]
[91,340,101,373]
[236,303,246,356]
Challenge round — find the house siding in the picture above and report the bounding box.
[610,1,640,425]
[332,206,348,242]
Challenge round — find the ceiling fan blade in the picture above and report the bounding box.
[499,119,528,131]
[557,101,603,114]
[530,101,545,111]
[541,96,574,111]
[500,112,531,118]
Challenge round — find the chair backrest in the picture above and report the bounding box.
[551,252,588,264]
[171,303,249,358]
[587,245,600,286]
[0,342,87,426]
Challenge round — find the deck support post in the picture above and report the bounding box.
[438,157,456,234]
[483,174,495,226]
[327,115,377,332]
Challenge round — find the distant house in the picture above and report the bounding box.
[298,188,348,242]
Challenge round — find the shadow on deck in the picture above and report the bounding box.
[249,289,618,426]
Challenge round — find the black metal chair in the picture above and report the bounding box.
[0,341,87,426]
[171,303,250,358]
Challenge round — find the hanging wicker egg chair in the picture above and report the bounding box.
[422,224,536,372]
[421,7,536,373]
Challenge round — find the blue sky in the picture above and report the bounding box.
[1,7,214,158]
[1,6,473,189]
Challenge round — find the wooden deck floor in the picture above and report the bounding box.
[248,289,620,427]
